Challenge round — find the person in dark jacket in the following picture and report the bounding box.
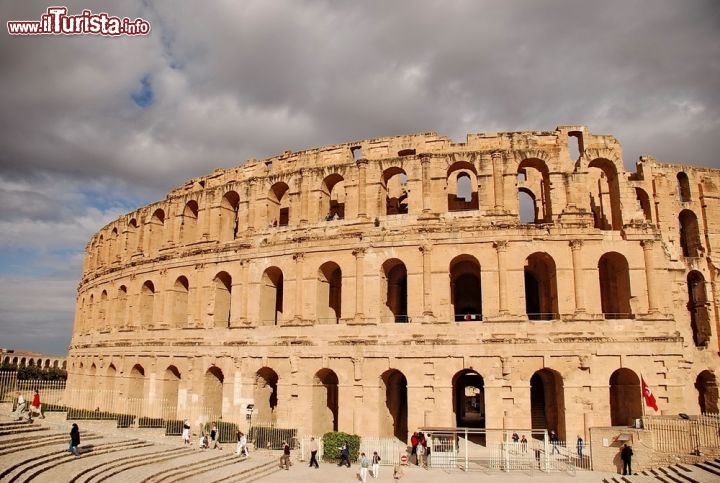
[621,444,633,475]
[338,441,351,467]
[69,423,80,456]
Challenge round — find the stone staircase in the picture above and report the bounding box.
[0,416,281,483]
[601,459,720,483]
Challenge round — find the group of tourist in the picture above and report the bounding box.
[410,431,430,467]
[11,389,45,422]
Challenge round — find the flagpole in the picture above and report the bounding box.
[640,374,646,422]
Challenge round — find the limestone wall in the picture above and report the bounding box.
[66,126,720,443]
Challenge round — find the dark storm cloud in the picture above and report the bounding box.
[0,0,719,354]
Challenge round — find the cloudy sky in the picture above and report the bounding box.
[1,0,719,356]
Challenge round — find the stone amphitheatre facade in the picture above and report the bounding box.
[66,125,719,444]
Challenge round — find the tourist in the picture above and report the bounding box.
[410,432,419,464]
[577,435,584,458]
[210,424,222,450]
[621,443,633,475]
[359,452,370,483]
[182,419,190,445]
[416,439,425,467]
[279,440,291,470]
[69,423,80,456]
[371,450,381,478]
[521,434,528,453]
[236,430,249,457]
[308,436,319,468]
[15,392,31,422]
[338,441,351,467]
[550,430,560,454]
[512,432,519,444]
[30,389,45,419]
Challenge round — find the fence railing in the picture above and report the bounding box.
[644,413,720,455]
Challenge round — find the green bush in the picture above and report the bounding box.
[322,431,361,462]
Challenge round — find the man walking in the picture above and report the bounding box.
[280,440,291,470]
[308,437,319,468]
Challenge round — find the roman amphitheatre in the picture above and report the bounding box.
[65,124,719,451]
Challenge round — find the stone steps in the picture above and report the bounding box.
[0,438,151,483]
[68,444,196,483]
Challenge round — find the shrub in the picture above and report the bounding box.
[322,431,361,462]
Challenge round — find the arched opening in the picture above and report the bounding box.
[677,172,692,202]
[635,188,652,222]
[317,262,342,324]
[213,271,232,328]
[687,271,711,347]
[182,200,199,244]
[260,267,284,325]
[380,369,408,441]
[524,253,559,320]
[530,369,566,439]
[219,191,240,242]
[695,370,719,413]
[127,218,139,253]
[588,159,622,230]
[518,159,552,223]
[679,209,702,257]
[321,174,346,220]
[107,227,118,263]
[116,286,127,328]
[382,259,408,323]
[140,281,155,327]
[268,182,290,227]
[312,368,339,434]
[172,277,189,328]
[453,369,485,429]
[518,189,537,224]
[128,364,145,401]
[99,290,108,328]
[254,367,279,424]
[383,167,409,215]
[609,369,641,426]
[204,366,224,418]
[447,162,479,211]
[598,252,632,319]
[148,208,165,254]
[450,255,482,321]
[163,365,181,419]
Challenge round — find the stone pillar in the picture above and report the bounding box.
[164,207,175,248]
[293,252,305,324]
[494,241,509,315]
[239,260,250,326]
[419,244,436,321]
[352,248,365,322]
[247,178,257,232]
[641,240,659,314]
[299,169,309,225]
[421,156,432,213]
[492,152,505,211]
[356,159,368,219]
[570,240,586,315]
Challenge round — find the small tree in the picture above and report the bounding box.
[321,431,361,462]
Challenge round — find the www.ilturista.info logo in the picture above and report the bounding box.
[7,7,151,36]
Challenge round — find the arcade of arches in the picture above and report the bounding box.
[68,127,720,443]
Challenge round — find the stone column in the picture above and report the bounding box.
[492,152,505,211]
[421,155,432,213]
[352,248,365,322]
[164,207,175,248]
[239,260,250,325]
[356,159,368,219]
[570,240,586,315]
[247,178,257,232]
[293,252,305,324]
[641,240,659,314]
[494,241,509,315]
[419,244,436,321]
[299,169,309,225]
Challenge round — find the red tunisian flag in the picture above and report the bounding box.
[641,376,659,412]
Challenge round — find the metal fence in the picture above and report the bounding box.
[644,413,720,455]
[0,371,66,407]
